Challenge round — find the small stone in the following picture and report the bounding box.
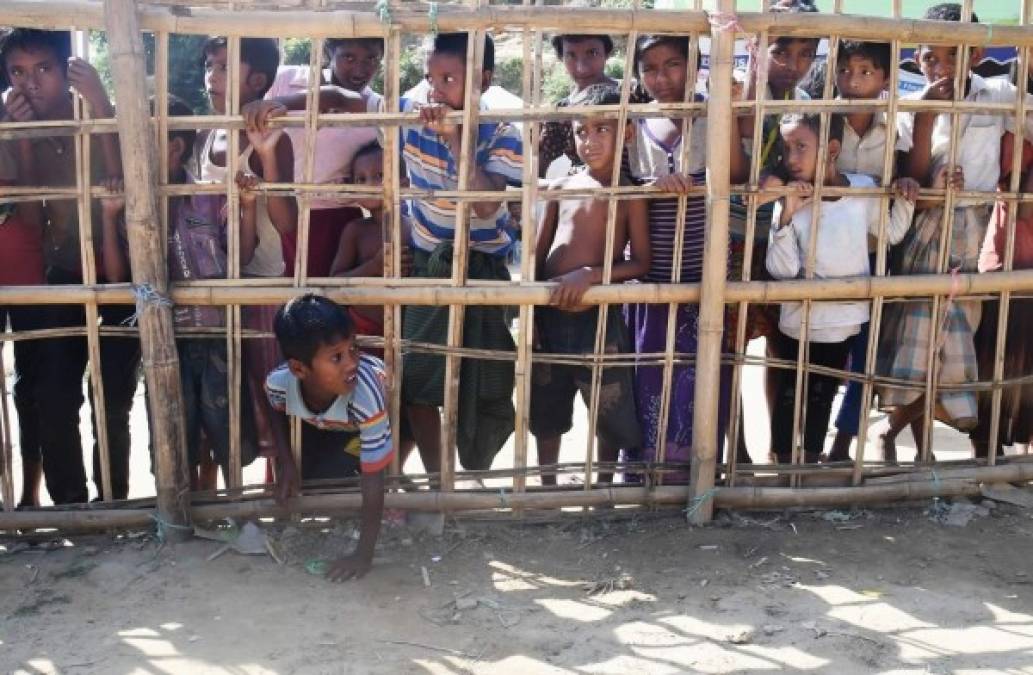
[762,624,785,636]
[727,629,754,645]
[455,597,478,611]
[700,579,709,587]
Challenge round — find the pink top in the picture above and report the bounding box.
[981,134,1033,273]
[265,65,382,210]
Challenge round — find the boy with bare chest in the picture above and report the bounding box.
[532,85,650,485]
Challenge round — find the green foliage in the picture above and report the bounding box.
[492,57,526,96]
[282,38,312,66]
[89,31,208,113]
[541,55,626,103]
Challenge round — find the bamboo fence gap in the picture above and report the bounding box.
[4,1,1033,533]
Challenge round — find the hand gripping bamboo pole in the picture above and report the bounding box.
[103,0,191,538]
[687,0,735,524]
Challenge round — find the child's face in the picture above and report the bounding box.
[349,150,384,211]
[425,52,467,110]
[637,43,688,103]
[293,335,362,399]
[780,121,819,182]
[916,44,983,83]
[835,55,887,100]
[204,47,258,113]
[4,46,68,118]
[561,38,609,91]
[572,116,628,175]
[330,42,383,93]
[767,39,818,95]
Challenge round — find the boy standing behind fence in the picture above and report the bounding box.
[0,28,131,504]
[101,95,259,489]
[531,85,649,486]
[877,3,1033,461]
[763,113,916,464]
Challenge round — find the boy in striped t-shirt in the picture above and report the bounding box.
[265,294,393,581]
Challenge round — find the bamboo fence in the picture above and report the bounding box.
[0,0,1032,533]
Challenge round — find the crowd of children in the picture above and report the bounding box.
[2,1,1032,577]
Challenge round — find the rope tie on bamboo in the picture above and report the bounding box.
[150,511,192,543]
[375,0,392,23]
[931,470,942,495]
[685,487,717,519]
[498,488,508,508]
[122,284,174,327]
[427,1,439,35]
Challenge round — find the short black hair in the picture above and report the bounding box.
[351,141,383,170]
[797,59,827,100]
[634,34,690,73]
[924,3,979,23]
[779,112,845,145]
[274,294,354,365]
[428,32,495,73]
[324,37,385,62]
[151,94,196,166]
[201,36,281,99]
[550,34,615,58]
[0,28,71,74]
[837,40,891,75]
[769,0,819,13]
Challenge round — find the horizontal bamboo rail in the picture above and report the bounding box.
[7,459,1033,532]
[7,1,1033,46]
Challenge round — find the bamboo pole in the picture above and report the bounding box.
[0,348,13,512]
[687,0,735,524]
[13,2,1033,47]
[8,458,1033,532]
[382,27,403,477]
[226,34,243,489]
[103,0,191,538]
[439,15,487,493]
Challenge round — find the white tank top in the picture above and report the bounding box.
[197,130,286,278]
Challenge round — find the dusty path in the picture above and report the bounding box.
[4,500,1033,674]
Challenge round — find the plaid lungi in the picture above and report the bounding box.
[877,205,989,429]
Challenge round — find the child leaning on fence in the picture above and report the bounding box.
[762,113,917,465]
[531,84,649,486]
[265,294,392,582]
[876,2,1033,462]
[101,95,260,489]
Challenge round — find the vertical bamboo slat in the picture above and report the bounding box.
[439,11,486,492]
[688,0,735,523]
[103,0,190,536]
[382,27,403,477]
[0,350,14,511]
[225,34,243,488]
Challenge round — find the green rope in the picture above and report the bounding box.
[685,487,718,519]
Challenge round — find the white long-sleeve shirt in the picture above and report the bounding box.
[766,173,916,343]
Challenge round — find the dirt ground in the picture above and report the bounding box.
[4,499,1033,674]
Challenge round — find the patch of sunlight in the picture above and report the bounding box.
[118,627,162,638]
[900,625,1033,662]
[536,598,612,622]
[660,614,754,642]
[984,602,1033,624]
[120,634,180,658]
[781,554,825,565]
[797,583,884,606]
[414,658,461,674]
[579,652,688,674]
[489,561,584,587]
[591,590,656,607]
[734,645,829,670]
[159,622,184,631]
[614,620,695,647]
[21,659,57,675]
[479,655,576,673]
[827,601,937,633]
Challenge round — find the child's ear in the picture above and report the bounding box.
[480,69,492,94]
[287,357,309,380]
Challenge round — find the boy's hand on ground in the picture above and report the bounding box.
[652,173,694,195]
[932,164,964,191]
[3,90,35,122]
[67,58,109,111]
[274,458,300,506]
[893,176,920,203]
[550,267,595,310]
[417,102,459,141]
[326,552,373,582]
[921,76,954,101]
[235,169,260,205]
[100,176,125,216]
[243,100,286,134]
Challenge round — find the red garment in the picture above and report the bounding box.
[281,206,361,277]
[985,134,1033,272]
[0,201,44,286]
[348,306,385,359]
